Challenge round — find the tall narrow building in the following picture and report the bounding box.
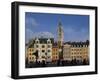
[57,20,64,60]
[57,20,64,48]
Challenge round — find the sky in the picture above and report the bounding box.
[25,12,89,43]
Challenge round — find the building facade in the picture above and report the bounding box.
[26,48,36,64]
[63,44,71,61]
[63,40,89,63]
[52,42,59,62]
[34,38,53,62]
[26,38,54,64]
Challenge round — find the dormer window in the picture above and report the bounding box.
[47,39,51,44]
[35,38,39,44]
[36,41,39,43]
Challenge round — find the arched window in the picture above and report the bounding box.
[42,45,45,48]
[48,45,51,48]
[36,45,39,48]
[48,50,51,52]
[36,41,39,43]
[42,50,45,53]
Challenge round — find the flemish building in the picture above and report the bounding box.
[26,32,54,64]
[52,42,59,62]
[63,40,89,63]
[63,43,71,61]
[26,48,36,63]
[34,38,53,62]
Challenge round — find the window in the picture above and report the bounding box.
[36,45,38,48]
[48,50,51,52]
[48,41,51,44]
[36,40,39,44]
[32,49,34,51]
[42,45,45,48]
[56,56,57,58]
[56,49,57,51]
[32,57,34,59]
[42,56,45,58]
[48,45,51,48]
[42,50,45,53]
[48,56,50,58]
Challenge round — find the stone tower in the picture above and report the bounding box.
[57,20,64,60]
[57,20,64,48]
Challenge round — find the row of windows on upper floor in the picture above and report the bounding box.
[28,50,58,54]
[28,45,51,51]
[63,48,88,51]
[63,51,88,54]
[28,48,88,53]
[52,53,58,55]
[63,52,88,54]
[52,56,58,59]
[70,45,88,47]
[29,52,63,56]
[28,49,51,55]
[35,45,51,48]
[28,46,58,52]
[63,56,87,59]
[35,40,51,44]
[29,56,51,60]
[53,49,58,51]
[28,46,88,52]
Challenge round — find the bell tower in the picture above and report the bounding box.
[57,20,64,61]
[57,20,64,48]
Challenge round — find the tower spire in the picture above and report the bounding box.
[58,18,63,27]
[57,19,64,48]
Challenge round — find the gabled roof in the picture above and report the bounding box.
[27,38,54,48]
